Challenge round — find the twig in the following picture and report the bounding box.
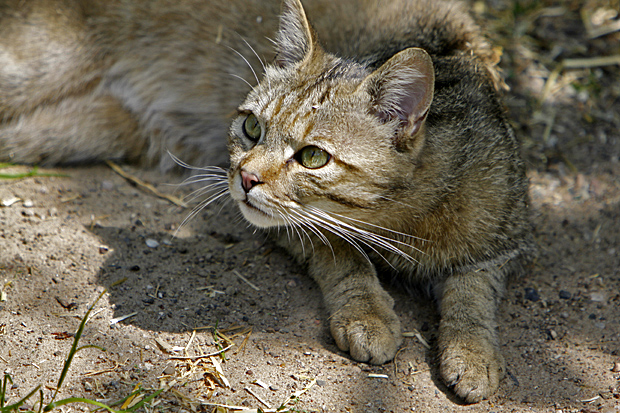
[106,160,187,208]
[245,387,271,409]
[233,270,261,291]
[168,344,233,360]
[562,55,620,69]
[402,330,431,349]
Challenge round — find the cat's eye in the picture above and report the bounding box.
[297,146,331,169]
[243,113,261,141]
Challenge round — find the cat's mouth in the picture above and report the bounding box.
[239,199,285,228]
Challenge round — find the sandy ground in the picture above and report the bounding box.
[1,1,619,412]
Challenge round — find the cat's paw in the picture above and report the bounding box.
[329,304,402,365]
[438,336,505,404]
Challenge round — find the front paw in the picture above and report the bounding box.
[330,303,402,365]
[438,334,505,403]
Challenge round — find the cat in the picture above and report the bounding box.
[0,0,535,403]
[227,0,535,404]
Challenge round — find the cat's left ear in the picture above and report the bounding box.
[275,0,317,67]
[361,48,435,140]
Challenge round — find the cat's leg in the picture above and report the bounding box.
[286,237,402,365]
[0,94,146,165]
[435,263,507,403]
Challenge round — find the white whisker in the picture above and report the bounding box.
[296,205,420,267]
[228,73,255,89]
[238,36,272,94]
[227,46,260,86]
[174,188,230,238]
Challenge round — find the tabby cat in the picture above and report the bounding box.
[0,0,535,403]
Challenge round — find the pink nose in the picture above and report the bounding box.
[241,170,260,193]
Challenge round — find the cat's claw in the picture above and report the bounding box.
[439,339,505,403]
[330,307,402,365]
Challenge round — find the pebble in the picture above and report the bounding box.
[101,180,115,190]
[22,199,34,208]
[612,362,620,373]
[145,239,159,248]
[1,196,20,207]
[163,365,175,376]
[524,287,540,302]
[547,329,558,340]
[559,290,571,299]
[590,292,606,302]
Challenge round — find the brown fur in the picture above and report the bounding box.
[0,0,533,403]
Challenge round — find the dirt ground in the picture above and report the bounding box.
[1,1,619,412]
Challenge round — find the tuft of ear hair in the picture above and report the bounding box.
[275,0,316,68]
[361,48,435,139]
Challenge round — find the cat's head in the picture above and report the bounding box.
[228,0,434,233]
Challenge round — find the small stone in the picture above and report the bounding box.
[1,196,20,207]
[611,362,620,373]
[99,246,109,254]
[547,329,558,340]
[590,292,606,302]
[524,287,539,302]
[23,199,34,208]
[559,290,571,299]
[101,180,115,190]
[130,265,141,271]
[316,380,326,386]
[145,239,159,248]
[163,365,175,375]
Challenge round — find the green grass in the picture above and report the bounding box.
[0,290,163,413]
[0,164,68,180]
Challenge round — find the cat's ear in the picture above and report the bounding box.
[275,0,316,67]
[362,48,434,139]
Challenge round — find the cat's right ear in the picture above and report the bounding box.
[275,0,316,67]
[361,48,435,141]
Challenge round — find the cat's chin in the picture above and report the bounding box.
[238,201,286,229]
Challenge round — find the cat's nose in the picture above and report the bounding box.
[241,170,261,193]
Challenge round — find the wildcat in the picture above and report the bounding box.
[0,0,535,403]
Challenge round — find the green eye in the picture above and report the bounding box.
[243,113,261,141]
[297,146,331,169]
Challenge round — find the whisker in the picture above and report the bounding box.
[305,206,425,256]
[299,206,420,266]
[295,208,372,264]
[228,73,254,89]
[227,46,260,86]
[167,151,228,173]
[312,206,428,244]
[183,182,229,205]
[238,35,272,94]
[174,189,230,237]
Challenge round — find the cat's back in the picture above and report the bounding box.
[307,1,496,69]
